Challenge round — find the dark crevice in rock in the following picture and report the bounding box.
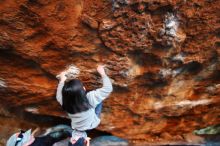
[23,111,70,126]
[27,0,51,6]
[152,93,163,99]
[128,50,162,66]
[0,41,15,51]
[209,51,219,63]
[11,107,114,139]
[24,27,49,41]
[209,70,220,82]
[151,5,174,15]
[42,41,61,51]
[27,0,43,6]
[215,28,220,38]
[18,98,56,109]
[183,61,203,74]
[19,4,42,28]
[152,42,171,50]
[215,42,220,48]
[0,50,56,80]
[138,72,167,88]
[113,84,130,93]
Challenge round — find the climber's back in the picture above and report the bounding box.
[56,65,113,131]
[62,79,91,115]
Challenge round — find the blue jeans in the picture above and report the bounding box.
[95,102,103,118]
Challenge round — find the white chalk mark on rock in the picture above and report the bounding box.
[172,68,183,76]
[65,65,80,79]
[25,107,39,114]
[164,13,179,37]
[177,99,212,107]
[172,53,185,62]
[159,68,183,77]
[56,65,80,80]
[159,13,186,46]
[112,0,130,9]
[0,79,7,87]
[159,68,172,77]
[154,99,212,109]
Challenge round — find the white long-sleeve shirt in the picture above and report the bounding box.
[56,75,113,131]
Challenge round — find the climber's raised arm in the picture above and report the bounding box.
[86,65,113,107]
[56,72,66,105]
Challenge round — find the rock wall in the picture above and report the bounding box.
[0,0,219,143]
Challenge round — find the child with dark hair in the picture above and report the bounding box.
[56,65,113,146]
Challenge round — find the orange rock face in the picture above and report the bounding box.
[0,0,219,143]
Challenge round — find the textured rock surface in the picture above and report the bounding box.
[0,0,219,144]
